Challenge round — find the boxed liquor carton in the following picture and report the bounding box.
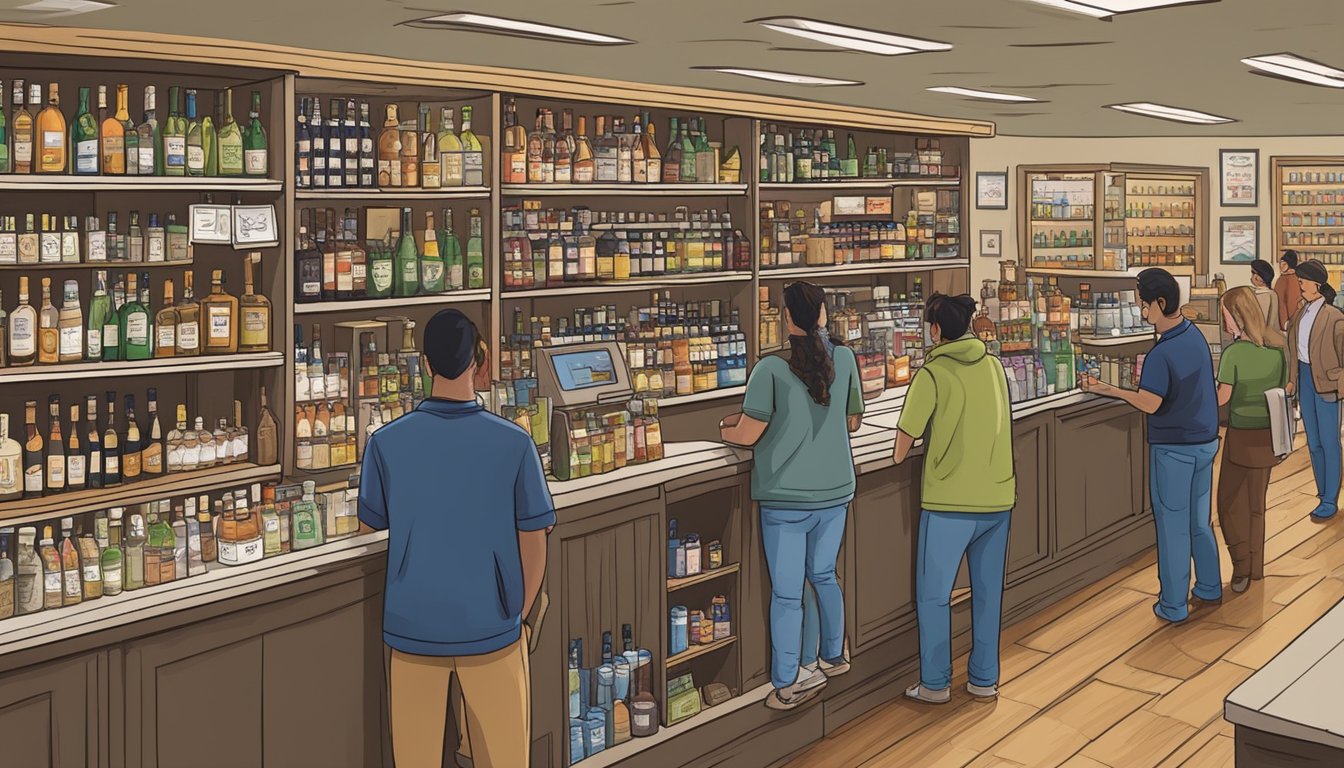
[665,672,702,725]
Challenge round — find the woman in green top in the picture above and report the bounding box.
[1216,286,1287,594]
[720,281,864,711]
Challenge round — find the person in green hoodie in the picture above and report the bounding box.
[893,293,1016,705]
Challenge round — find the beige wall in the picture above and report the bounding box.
[967,135,1344,290]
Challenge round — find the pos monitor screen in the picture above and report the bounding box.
[537,341,633,409]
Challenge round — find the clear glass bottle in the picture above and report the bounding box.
[15,526,43,614]
[122,512,146,591]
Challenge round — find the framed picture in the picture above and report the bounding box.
[976,171,1008,209]
[1220,148,1258,206]
[1220,216,1259,264]
[980,230,1003,257]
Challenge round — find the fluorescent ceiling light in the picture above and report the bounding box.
[697,67,861,86]
[1021,0,1113,18]
[405,12,632,45]
[754,17,951,56]
[16,0,112,14]
[1243,53,1344,88]
[927,86,1039,102]
[1107,102,1234,125]
[1020,0,1215,18]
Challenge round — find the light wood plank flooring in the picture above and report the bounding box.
[779,434,1344,768]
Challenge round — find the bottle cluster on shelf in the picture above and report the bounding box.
[0,257,271,369]
[1128,183,1194,197]
[666,519,725,580]
[976,264,1076,402]
[500,204,749,290]
[668,595,732,657]
[1032,228,1094,250]
[1127,224,1195,238]
[1030,191,1094,221]
[295,207,484,303]
[0,387,278,501]
[1073,284,1145,339]
[550,399,664,482]
[295,97,484,190]
[568,625,658,764]
[1285,171,1344,185]
[1125,200,1194,219]
[1078,352,1145,390]
[502,99,740,186]
[0,79,267,177]
[1128,245,1197,267]
[759,194,958,269]
[1282,189,1344,206]
[758,126,953,182]
[0,210,191,265]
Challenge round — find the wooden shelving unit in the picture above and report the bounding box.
[666,563,740,592]
[1272,155,1344,278]
[666,636,737,668]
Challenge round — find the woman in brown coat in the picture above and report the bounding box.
[1285,259,1344,521]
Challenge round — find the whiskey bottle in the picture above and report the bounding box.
[17,213,37,264]
[85,395,102,489]
[573,115,595,184]
[22,401,43,498]
[39,213,60,264]
[378,104,402,188]
[217,485,263,566]
[502,97,526,184]
[197,494,216,563]
[77,522,102,600]
[171,502,188,577]
[0,530,12,620]
[37,525,61,608]
[58,280,82,363]
[155,279,178,357]
[554,110,573,184]
[166,404,187,473]
[72,86,99,175]
[358,101,375,188]
[101,509,124,596]
[85,215,107,263]
[136,86,158,176]
[161,85,186,176]
[217,88,244,176]
[594,115,618,183]
[201,269,238,354]
[239,253,271,352]
[0,414,20,501]
[59,215,79,263]
[58,517,81,606]
[9,276,36,366]
[102,392,121,486]
[37,277,58,365]
[185,89,205,177]
[419,105,440,189]
[257,386,279,466]
[143,389,164,477]
[526,109,546,184]
[295,96,311,188]
[176,270,200,356]
[122,394,142,483]
[11,81,32,173]
[467,208,485,289]
[326,99,342,188]
[122,512,145,591]
[243,90,268,177]
[86,270,111,361]
[342,99,359,188]
[65,403,85,492]
[15,527,42,614]
[119,272,151,361]
[460,105,484,186]
[642,117,662,183]
[438,107,464,187]
[36,83,67,174]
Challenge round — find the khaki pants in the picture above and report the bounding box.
[1217,427,1276,581]
[390,634,530,768]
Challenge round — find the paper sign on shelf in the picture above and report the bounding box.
[189,204,233,244]
[232,205,279,249]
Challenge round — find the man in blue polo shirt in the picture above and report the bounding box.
[1083,268,1222,623]
[359,309,554,768]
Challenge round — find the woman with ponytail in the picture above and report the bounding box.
[720,281,864,711]
[1286,259,1344,521]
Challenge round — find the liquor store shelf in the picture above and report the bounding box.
[501,272,753,298]
[1024,266,1194,279]
[666,635,737,668]
[0,352,285,383]
[758,178,961,191]
[759,259,970,279]
[0,260,195,270]
[295,186,491,200]
[0,462,281,528]
[656,386,746,409]
[293,289,492,314]
[667,563,740,593]
[500,183,749,197]
[1077,332,1155,347]
[0,176,284,192]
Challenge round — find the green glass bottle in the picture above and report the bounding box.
[842,133,860,179]
[438,207,464,290]
[216,88,243,176]
[100,509,125,596]
[70,86,99,175]
[419,210,445,294]
[290,480,324,551]
[392,207,420,298]
[466,208,484,289]
[680,117,697,182]
[119,271,151,360]
[201,92,218,177]
[242,90,268,177]
[161,86,186,176]
[367,238,393,299]
[184,89,204,177]
[85,269,112,361]
[147,509,176,583]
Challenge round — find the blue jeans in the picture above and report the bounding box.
[801,580,820,668]
[915,509,1011,691]
[760,503,848,690]
[1298,361,1341,517]
[1150,439,1222,622]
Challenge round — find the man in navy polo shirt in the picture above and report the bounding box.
[359,308,554,768]
[1083,268,1222,623]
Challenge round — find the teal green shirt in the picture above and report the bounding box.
[1217,340,1287,430]
[742,347,864,509]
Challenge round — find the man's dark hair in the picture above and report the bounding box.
[1250,259,1274,288]
[1281,249,1299,269]
[923,293,978,340]
[424,309,481,379]
[1137,268,1182,317]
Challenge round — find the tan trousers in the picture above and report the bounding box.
[1217,427,1276,581]
[390,635,531,768]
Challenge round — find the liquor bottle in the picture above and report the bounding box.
[195,416,216,468]
[39,400,61,493]
[231,399,249,463]
[217,485,263,565]
[437,208,464,291]
[377,104,402,188]
[122,88,140,176]
[393,207,420,298]
[201,269,238,354]
[420,211,446,294]
[12,81,33,173]
[123,512,145,591]
[642,117,662,183]
[662,118,682,183]
[9,276,35,367]
[594,115,618,183]
[257,386,279,466]
[467,208,485,289]
[102,392,121,486]
[342,99,359,188]
[102,509,124,596]
[119,272,151,360]
[197,495,217,563]
[17,213,36,264]
[154,279,178,357]
[84,214,107,263]
[38,277,58,365]
[161,85,186,176]
[0,530,12,620]
[37,525,61,609]
[617,116,634,184]
[213,418,232,466]
[184,497,205,576]
[57,214,79,264]
[399,107,419,188]
[0,217,14,265]
[15,527,42,614]
[127,210,144,262]
[239,253,271,352]
[345,207,368,297]
[201,93,218,177]
[419,105,440,189]
[358,101,375,188]
[554,109,573,184]
[680,117,698,183]
[325,98,342,188]
[0,414,19,501]
[291,480,324,550]
[571,115,595,184]
[217,88,243,176]
[502,97,525,184]
[77,522,101,600]
[57,279,83,363]
[39,213,60,264]
[58,518,81,606]
[309,99,325,188]
[176,270,200,356]
[36,83,67,173]
[165,404,186,473]
[437,107,464,187]
[145,505,175,585]
[171,503,188,577]
[460,105,484,186]
[261,485,281,556]
[244,90,268,177]
[295,96,311,188]
[184,89,205,177]
[85,395,102,489]
[143,389,164,477]
[526,109,546,184]
[71,86,99,175]
[65,403,85,492]
[136,85,158,176]
[0,80,8,174]
[122,394,142,483]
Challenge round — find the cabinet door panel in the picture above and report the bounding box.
[0,653,97,768]
[151,637,263,768]
[846,461,921,651]
[1008,417,1050,578]
[1055,403,1145,553]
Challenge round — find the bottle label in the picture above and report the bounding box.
[157,325,175,350]
[148,236,165,262]
[508,156,526,182]
[14,140,32,164]
[103,567,121,586]
[220,144,243,171]
[243,308,267,334]
[218,536,263,565]
[245,149,267,175]
[469,264,484,287]
[59,326,82,357]
[596,155,619,182]
[554,162,572,184]
[574,164,595,183]
[178,321,199,350]
[40,233,61,262]
[0,235,15,264]
[40,328,58,358]
[264,517,279,533]
[144,446,162,473]
[464,151,483,184]
[105,455,119,476]
[102,323,118,350]
[182,445,199,466]
[43,130,64,154]
[371,260,393,292]
[208,306,231,340]
[63,570,81,598]
[165,137,186,167]
[76,140,99,173]
[361,138,374,161]
[138,145,155,170]
[87,231,107,261]
[127,314,149,344]
[378,160,398,188]
[10,315,34,356]
[123,451,140,476]
[82,564,100,582]
[421,260,444,289]
[422,167,441,188]
[42,571,61,594]
[441,153,464,184]
[0,455,18,494]
[187,145,205,172]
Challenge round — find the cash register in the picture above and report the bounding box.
[537,341,664,481]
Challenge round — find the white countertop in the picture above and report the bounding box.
[1225,597,1344,751]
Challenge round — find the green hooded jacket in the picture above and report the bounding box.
[897,334,1016,513]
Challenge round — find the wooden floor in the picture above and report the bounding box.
[779,435,1344,768]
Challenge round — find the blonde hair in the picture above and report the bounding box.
[1223,285,1285,349]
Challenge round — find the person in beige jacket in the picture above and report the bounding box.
[1285,259,1344,521]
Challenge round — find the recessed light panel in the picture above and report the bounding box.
[696,67,862,86]
[1243,53,1344,88]
[755,17,951,56]
[927,86,1039,103]
[1021,0,1216,18]
[404,12,633,45]
[1107,102,1234,125]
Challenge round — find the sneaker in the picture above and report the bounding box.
[967,682,998,699]
[795,663,829,693]
[1310,505,1337,521]
[765,681,825,711]
[1231,577,1250,594]
[819,655,851,678]
[904,683,951,704]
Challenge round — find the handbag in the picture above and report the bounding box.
[1265,387,1297,461]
